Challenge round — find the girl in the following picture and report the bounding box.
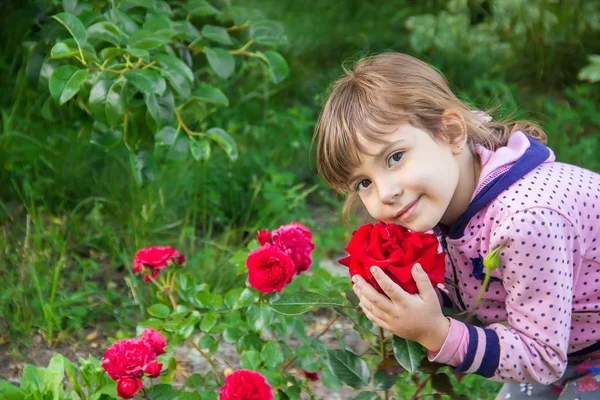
[315,52,600,399]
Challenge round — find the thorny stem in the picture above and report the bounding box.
[167,293,222,386]
[412,374,432,400]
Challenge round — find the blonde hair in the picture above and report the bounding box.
[314,52,547,224]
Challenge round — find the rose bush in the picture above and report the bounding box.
[132,246,186,282]
[4,220,491,400]
[256,222,315,274]
[339,222,445,295]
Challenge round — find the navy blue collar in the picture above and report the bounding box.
[439,135,551,240]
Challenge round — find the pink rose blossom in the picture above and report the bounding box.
[271,222,315,275]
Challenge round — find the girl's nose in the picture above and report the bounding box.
[378,183,402,206]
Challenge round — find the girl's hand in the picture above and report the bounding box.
[352,263,450,351]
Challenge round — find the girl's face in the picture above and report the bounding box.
[350,122,478,232]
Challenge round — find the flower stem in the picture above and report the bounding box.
[412,374,432,400]
[379,327,390,400]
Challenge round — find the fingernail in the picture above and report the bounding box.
[415,264,423,273]
[370,267,377,275]
[351,276,357,283]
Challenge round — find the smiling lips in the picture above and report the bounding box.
[395,197,420,221]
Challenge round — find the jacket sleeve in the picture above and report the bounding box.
[429,208,583,384]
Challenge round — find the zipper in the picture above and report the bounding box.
[439,234,467,311]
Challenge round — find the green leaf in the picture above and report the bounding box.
[353,392,377,400]
[128,30,171,50]
[579,55,600,83]
[192,85,229,106]
[240,350,261,370]
[91,122,123,149]
[124,69,166,95]
[224,288,245,310]
[431,373,455,396]
[261,340,284,369]
[190,140,210,161]
[53,12,87,49]
[155,126,178,146]
[326,349,370,389]
[264,50,289,84]
[0,380,24,400]
[87,21,127,46]
[199,311,218,332]
[246,304,273,331]
[21,365,46,393]
[204,47,235,79]
[205,127,237,161]
[124,0,157,9]
[223,326,244,343]
[50,42,79,59]
[392,335,423,374]
[89,78,126,127]
[250,20,287,47]
[145,90,174,128]
[178,312,201,338]
[187,0,219,17]
[49,65,89,105]
[271,292,343,315]
[198,335,219,354]
[373,370,398,391]
[129,150,157,186]
[45,353,65,398]
[154,53,194,97]
[193,291,223,310]
[64,360,85,400]
[320,369,342,392]
[148,304,171,318]
[201,25,233,45]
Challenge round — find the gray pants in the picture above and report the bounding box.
[495,360,600,399]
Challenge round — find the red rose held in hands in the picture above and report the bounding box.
[219,370,273,400]
[139,327,166,355]
[339,222,445,295]
[116,377,143,399]
[246,245,295,293]
[101,338,156,380]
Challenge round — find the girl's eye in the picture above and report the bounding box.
[388,151,404,166]
[356,179,371,192]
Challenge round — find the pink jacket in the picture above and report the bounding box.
[430,131,600,384]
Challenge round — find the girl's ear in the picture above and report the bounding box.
[441,110,468,155]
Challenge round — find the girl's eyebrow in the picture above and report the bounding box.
[348,139,405,182]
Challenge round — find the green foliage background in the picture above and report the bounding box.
[0,0,599,397]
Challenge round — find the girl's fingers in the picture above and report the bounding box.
[370,267,409,303]
[362,305,391,331]
[353,277,395,314]
[411,263,438,304]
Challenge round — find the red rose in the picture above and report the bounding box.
[219,370,273,400]
[339,222,445,295]
[132,246,184,271]
[101,338,156,380]
[303,370,319,381]
[143,361,163,378]
[271,222,315,274]
[256,229,272,246]
[139,327,166,355]
[246,245,295,294]
[116,377,143,399]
